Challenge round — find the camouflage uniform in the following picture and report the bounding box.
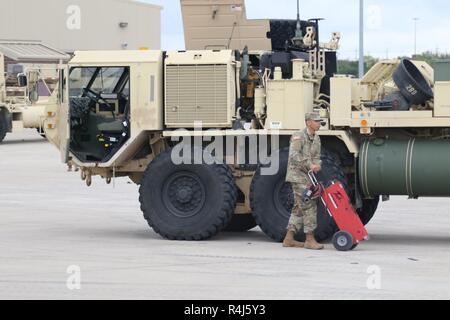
[285,127,322,234]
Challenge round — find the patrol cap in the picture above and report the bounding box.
[305,112,322,122]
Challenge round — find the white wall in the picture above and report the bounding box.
[0,0,161,52]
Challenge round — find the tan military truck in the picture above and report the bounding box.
[43,3,450,242]
[0,41,69,143]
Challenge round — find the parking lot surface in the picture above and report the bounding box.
[1,130,450,300]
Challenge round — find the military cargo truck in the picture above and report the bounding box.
[0,41,69,143]
[42,2,450,242]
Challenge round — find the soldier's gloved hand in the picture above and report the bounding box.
[302,184,323,202]
[310,164,322,173]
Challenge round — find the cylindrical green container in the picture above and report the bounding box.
[359,138,450,197]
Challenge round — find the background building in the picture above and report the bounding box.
[0,0,161,53]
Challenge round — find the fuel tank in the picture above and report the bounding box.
[359,138,450,198]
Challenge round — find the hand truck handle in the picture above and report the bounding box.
[308,170,319,186]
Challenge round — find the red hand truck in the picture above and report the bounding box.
[309,172,370,251]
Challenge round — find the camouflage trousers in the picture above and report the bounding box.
[287,183,318,234]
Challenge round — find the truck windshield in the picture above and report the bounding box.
[69,67,127,97]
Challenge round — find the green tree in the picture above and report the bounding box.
[337,52,450,78]
[337,56,379,77]
[412,51,450,66]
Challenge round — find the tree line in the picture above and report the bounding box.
[338,51,450,77]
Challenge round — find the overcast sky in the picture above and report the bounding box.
[144,0,450,59]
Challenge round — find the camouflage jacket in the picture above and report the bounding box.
[286,128,322,184]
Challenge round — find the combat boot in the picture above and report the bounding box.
[282,231,305,248]
[305,232,324,250]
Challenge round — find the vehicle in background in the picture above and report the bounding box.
[0,40,69,143]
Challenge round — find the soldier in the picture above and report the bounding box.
[283,112,324,250]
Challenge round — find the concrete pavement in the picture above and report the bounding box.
[1,130,450,300]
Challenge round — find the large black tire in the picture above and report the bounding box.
[224,214,257,232]
[139,149,237,241]
[250,148,346,243]
[357,197,380,225]
[250,148,294,242]
[0,112,7,143]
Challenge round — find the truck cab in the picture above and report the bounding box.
[47,50,164,168]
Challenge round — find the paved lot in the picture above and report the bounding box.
[1,130,450,300]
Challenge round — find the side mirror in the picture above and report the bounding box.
[29,90,39,104]
[17,73,28,87]
[26,70,40,103]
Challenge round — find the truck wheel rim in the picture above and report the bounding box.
[162,171,206,218]
[273,180,294,218]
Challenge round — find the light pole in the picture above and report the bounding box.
[359,0,364,78]
[413,17,419,57]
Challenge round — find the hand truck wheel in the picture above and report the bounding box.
[332,231,354,251]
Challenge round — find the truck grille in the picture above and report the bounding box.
[165,64,230,127]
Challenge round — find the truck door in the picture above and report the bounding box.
[58,66,70,163]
